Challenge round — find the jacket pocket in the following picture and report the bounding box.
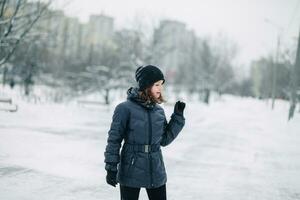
[126,154,136,176]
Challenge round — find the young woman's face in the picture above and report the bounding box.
[150,80,164,99]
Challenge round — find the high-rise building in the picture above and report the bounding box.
[87,14,114,47]
[154,20,195,83]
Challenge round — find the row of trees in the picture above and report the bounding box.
[0,1,239,104]
[0,0,299,117]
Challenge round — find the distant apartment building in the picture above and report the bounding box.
[42,10,68,56]
[63,17,81,59]
[154,20,195,83]
[87,14,114,47]
[43,11,94,60]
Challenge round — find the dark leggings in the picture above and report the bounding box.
[120,184,166,200]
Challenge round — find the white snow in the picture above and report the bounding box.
[1,92,300,200]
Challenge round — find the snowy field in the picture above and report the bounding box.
[1,93,300,200]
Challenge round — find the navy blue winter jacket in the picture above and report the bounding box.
[104,87,185,188]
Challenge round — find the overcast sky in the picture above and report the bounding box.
[55,0,300,68]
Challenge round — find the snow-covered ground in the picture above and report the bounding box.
[1,93,300,200]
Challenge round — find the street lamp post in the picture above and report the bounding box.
[264,18,284,109]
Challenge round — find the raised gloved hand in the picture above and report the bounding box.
[106,170,117,187]
[174,101,186,116]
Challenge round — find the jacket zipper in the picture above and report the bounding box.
[147,110,154,188]
[131,156,135,165]
[128,154,136,174]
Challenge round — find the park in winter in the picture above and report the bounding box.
[1,0,300,200]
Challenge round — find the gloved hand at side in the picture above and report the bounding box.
[106,170,117,187]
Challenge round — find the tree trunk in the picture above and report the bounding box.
[204,88,210,104]
[104,88,110,105]
[288,27,300,120]
[2,67,7,88]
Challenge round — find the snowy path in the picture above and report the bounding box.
[0,96,300,200]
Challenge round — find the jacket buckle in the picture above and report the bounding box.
[144,145,150,153]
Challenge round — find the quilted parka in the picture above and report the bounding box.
[104,87,185,188]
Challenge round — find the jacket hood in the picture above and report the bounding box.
[127,87,156,110]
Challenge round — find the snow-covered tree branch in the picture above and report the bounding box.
[0,0,52,67]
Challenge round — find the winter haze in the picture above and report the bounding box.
[1,0,300,200]
[57,0,300,66]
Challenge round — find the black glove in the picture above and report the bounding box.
[174,101,186,116]
[106,170,117,187]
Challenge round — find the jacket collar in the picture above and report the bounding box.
[127,87,156,110]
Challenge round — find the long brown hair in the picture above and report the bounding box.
[139,86,166,104]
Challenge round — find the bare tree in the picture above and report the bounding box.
[0,0,51,68]
[83,64,134,105]
[196,36,237,104]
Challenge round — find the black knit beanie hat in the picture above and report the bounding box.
[135,65,165,91]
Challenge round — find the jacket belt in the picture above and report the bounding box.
[124,143,161,153]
